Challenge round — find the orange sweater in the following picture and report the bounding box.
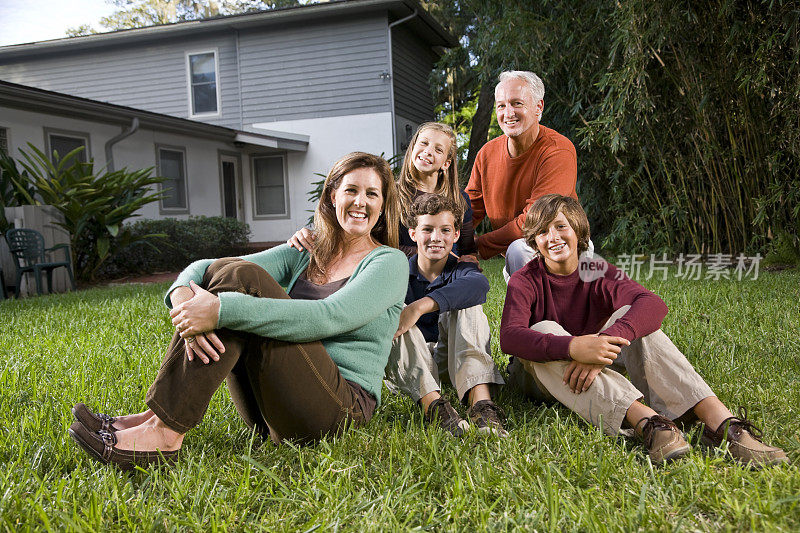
[466,126,578,259]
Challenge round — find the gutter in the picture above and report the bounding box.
[387,9,418,156]
[0,1,457,60]
[104,117,139,172]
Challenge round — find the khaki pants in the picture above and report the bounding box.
[384,305,504,403]
[507,306,715,435]
[145,258,365,444]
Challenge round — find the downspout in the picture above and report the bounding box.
[387,9,418,157]
[234,29,243,130]
[104,117,139,172]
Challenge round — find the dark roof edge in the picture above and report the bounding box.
[0,80,308,147]
[0,0,457,59]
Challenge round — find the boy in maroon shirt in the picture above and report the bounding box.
[501,194,788,466]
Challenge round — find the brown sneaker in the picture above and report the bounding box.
[701,411,789,467]
[467,400,509,438]
[638,415,690,464]
[425,398,469,437]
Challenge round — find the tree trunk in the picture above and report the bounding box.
[462,81,494,183]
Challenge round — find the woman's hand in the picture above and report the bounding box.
[455,253,479,264]
[454,253,482,271]
[568,334,629,365]
[287,227,315,252]
[562,361,605,393]
[170,281,221,338]
[184,332,226,364]
[168,285,194,308]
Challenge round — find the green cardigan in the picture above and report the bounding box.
[165,244,408,404]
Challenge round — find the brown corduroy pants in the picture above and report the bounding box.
[145,258,365,444]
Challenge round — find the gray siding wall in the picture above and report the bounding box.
[238,14,391,124]
[0,13,394,127]
[392,25,436,125]
[0,33,243,129]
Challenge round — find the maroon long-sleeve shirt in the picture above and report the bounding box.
[500,257,669,362]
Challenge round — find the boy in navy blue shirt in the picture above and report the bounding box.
[385,194,506,436]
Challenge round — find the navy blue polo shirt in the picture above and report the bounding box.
[407,254,490,342]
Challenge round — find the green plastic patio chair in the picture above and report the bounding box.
[4,228,76,297]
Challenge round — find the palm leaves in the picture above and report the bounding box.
[10,143,165,280]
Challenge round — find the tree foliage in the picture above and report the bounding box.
[67,0,305,35]
[0,151,37,233]
[425,1,503,182]
[432,0,800,256]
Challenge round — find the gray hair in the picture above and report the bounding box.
[497,71,545,103]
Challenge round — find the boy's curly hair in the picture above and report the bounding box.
[407,193,463,231]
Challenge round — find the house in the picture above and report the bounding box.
[0,0,456,244]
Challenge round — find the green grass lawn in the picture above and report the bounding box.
[1,258,799,531]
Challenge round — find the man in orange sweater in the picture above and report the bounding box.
[466,70,584,280]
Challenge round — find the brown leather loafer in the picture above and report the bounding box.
[72,403,118,433]
[68,421,179,470]
[701,411,789,467]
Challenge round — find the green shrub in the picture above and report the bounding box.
[98,216,251,279]
[763,231,800,267]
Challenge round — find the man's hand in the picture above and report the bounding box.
[393,297,439,339]
[287,227,315,252]
[562,361,605,394]
[568,334,629,365]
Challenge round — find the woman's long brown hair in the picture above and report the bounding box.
[307,152,400,282]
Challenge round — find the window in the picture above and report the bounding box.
[45,129,89,167]
[252,155,288,217]
[157,146,188,212]
[0,127,8,154]
[186,50,220,116]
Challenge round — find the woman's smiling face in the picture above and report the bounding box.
[330,167,384,240]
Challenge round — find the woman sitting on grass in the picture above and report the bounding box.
[69,152,408,469]
[501,193,789,467]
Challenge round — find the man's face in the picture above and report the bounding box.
[494,79,543,138]
[409,212,459,262]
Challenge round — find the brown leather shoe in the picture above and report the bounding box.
[68,422,179,470]
[701,411,789,467]
[639,415,690,464]
[425,398,469,437]
[467,400,509,438]
[72,403,118,433]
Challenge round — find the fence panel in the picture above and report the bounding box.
[1,205,74,297]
